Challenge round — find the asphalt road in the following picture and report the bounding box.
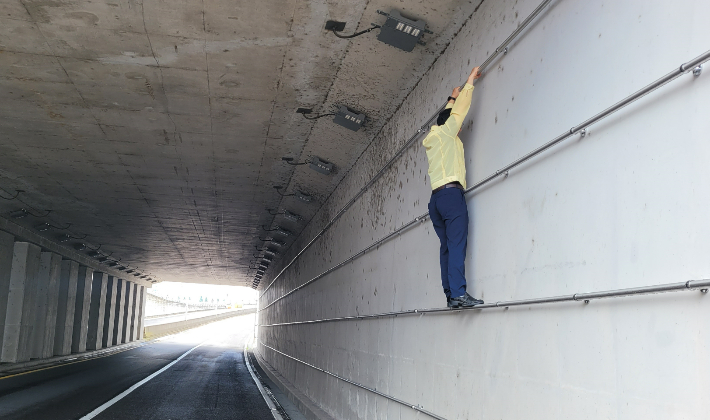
[0,314,273,420]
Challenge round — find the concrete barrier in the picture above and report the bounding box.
[143,308,256,339]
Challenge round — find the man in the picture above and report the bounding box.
[423,65,483,308]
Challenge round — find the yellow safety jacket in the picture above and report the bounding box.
[422,83,474,190]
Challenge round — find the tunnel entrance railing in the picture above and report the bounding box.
[258,48,710,312]
[259,0,555,299]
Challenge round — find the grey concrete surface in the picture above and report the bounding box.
[86,271,108,351]
[256,0,710,418]
[102,275,118,348]
[121,281,134,343]
[136,285,147,340]
[0,0,476,287]
[71,266,93,353]
[1,242,41,363]
[112,278,127,346]
[129,283,140,341]
[54,260,79,356]
[32,252,62,359]
[0,231,15,353]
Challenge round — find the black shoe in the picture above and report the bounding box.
[447,297,455,308]
[449,293,484,308]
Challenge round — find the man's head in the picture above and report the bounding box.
[437,108,452,126]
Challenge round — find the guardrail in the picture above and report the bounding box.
[259,279,710,327]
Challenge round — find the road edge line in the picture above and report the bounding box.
[244,341,284,420]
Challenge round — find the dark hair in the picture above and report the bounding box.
[437,108,452,126]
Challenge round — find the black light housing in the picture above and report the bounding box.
[35,223,50,232]
[282,211,301,222]
[295,190,311,203]
[376,10,431,52]
[333,106,365,131]
[9,209,28,219]
[309,156,334,175]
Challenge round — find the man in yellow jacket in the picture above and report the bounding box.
[423,65,483,308]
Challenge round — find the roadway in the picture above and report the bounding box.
[0,313,274,420]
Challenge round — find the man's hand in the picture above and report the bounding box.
[467,66,482,84]
[450,86,461,99]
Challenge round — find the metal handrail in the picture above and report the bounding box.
[259,279,710,327]
[258,342,447,420]
[259,49,710,312]
[259,0,555,299]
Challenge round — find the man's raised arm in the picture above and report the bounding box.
[447,66,482,133]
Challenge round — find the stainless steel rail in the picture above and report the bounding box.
[259,0,555,298]
[259,342,448,420]
[259,279,710,327]
[259,49,710,312]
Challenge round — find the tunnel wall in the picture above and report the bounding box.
[0,222,149,364]
[258,0,710,419]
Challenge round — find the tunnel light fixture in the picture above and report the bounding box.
[282,156,334,176]
[282,210,302,222]
[263,248,279,256]
[74,243,87,251]
[295,190,311,203]
[274,186,312,203]
[262,225,291,237]
[58,234,71,243]
[133,273,141,277]
[262,255,273,262]
[117,266,126,271]
[125,269,134,274]
[87,250,101,257]
[376,10,431,52]
[107,261,119,267]
[309,156,333,175]
[35,223,50,232]
[333,106,365,131]
[259,236,285,247]
[325,12,430,52]
[9,209,28,219]
[96,256,108,262]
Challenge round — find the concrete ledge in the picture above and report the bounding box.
[143,308,256,339]
[254,349,335,420]
[0,340,146,377]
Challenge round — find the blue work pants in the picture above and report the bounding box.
[428,188,469,298]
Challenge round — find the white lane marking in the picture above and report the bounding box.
[244,342,284,420]
[79,341,205,420]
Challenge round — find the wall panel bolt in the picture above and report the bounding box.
[503,47,508,55]
[693,65,702,77]
[580,128,587,138]
[584,300,590,304]
[701,289,708,294]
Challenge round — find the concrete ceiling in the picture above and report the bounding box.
[0,0,480,286]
